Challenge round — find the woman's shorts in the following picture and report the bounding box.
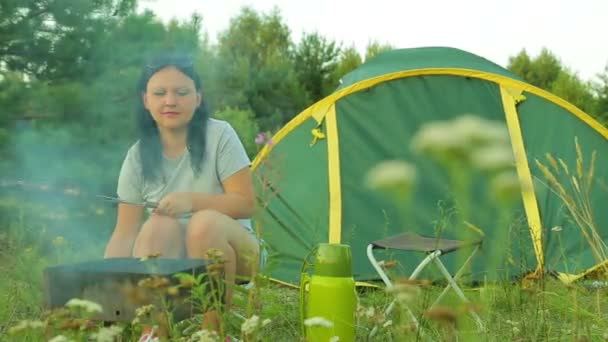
[248,228,268,269]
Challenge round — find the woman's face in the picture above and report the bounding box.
[143,66,201,131]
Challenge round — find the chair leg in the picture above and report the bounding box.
[366,244,421,337]
[432,256,484,331]
[410,250,441,280]
[366,244,485,335]
[431,246,479,306]
[366,244,393,287]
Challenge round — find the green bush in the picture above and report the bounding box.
[213,107,261,159]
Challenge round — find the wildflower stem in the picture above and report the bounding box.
[447,161,472,233]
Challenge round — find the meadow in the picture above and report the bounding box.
[0,218,608,341]
[2,116,608,341]
[1,198,607,342]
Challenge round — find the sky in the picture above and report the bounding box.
[138,0,606,82]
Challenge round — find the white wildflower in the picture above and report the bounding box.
[261,318,272,327]
[365,160,416,194]
[470,144,515,173]
[49,336,72,342]
[387,282,420,295]
[452,114,510,146]
[451,115,489,139]
[91,325,123,342]
[363,306,375,318]
[329,336,340,342]
[396,292,416,304]
[382,320,393,328]
[8,320,46,334]
[512,326,520,334]
[482,123,510,144]
[411,114,510,164]
[489,171,520,203]
[241,315,260,335]
[411,121,469,159]
[190,329,219,342]
[386,283,421,304]
[303,317,334,328]
[65,298,103,314]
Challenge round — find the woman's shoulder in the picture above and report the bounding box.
[127,140,141,153]
[206,118,233,131]
[205,118,236,139]
[123,140,142,161]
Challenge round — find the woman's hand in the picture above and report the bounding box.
[155,192,193,217]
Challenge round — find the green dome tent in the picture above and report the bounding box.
[251,46,608,287]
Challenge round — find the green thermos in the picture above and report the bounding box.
[300,243,357,341]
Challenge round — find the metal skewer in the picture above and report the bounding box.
[96,195,159,209]
[96,195,192,218]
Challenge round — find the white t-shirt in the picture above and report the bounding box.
[116,118,252,230]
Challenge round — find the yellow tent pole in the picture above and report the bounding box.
[325,104,342,243]
[500,86,545,270]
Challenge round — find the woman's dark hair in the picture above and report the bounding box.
[135,52,209,184]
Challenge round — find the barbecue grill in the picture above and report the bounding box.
[43,258,212,322]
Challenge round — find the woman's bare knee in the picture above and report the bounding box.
[186,210,226,256]
[132,214,182,258]
[188,209,219,231]
[186,210,259,276]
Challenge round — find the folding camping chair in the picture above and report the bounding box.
[366,232,484,336]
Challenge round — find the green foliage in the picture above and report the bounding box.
[507,48,602,122]
[508,48,562,90]
[212,107,260,158]
[0,0,137,81]
[334,46,363,84]
[551,71,598,115]
[218,7,291,66]
[593,65,608,125]
[0,73,30,116]
[294,32,342,102]
[213,7,310,132]
[29,82,91,121]
[364,40,394,61]
[1,6,206,193]
[0,73,30,151]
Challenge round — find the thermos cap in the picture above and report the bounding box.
[314,243,353,277]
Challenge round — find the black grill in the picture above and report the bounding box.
[43,258,212,322]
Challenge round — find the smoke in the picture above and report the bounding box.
[0,8,209,264]
[1,120,130,262]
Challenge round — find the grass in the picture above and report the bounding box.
[1,128,607,341]
[1,198,607,341]
[2,246,608,341]
[1,221,607,339]
[535,137,608,267]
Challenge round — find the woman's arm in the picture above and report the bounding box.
[190,166,255,218]
[104,203,144,258]
[155,166,255,219]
